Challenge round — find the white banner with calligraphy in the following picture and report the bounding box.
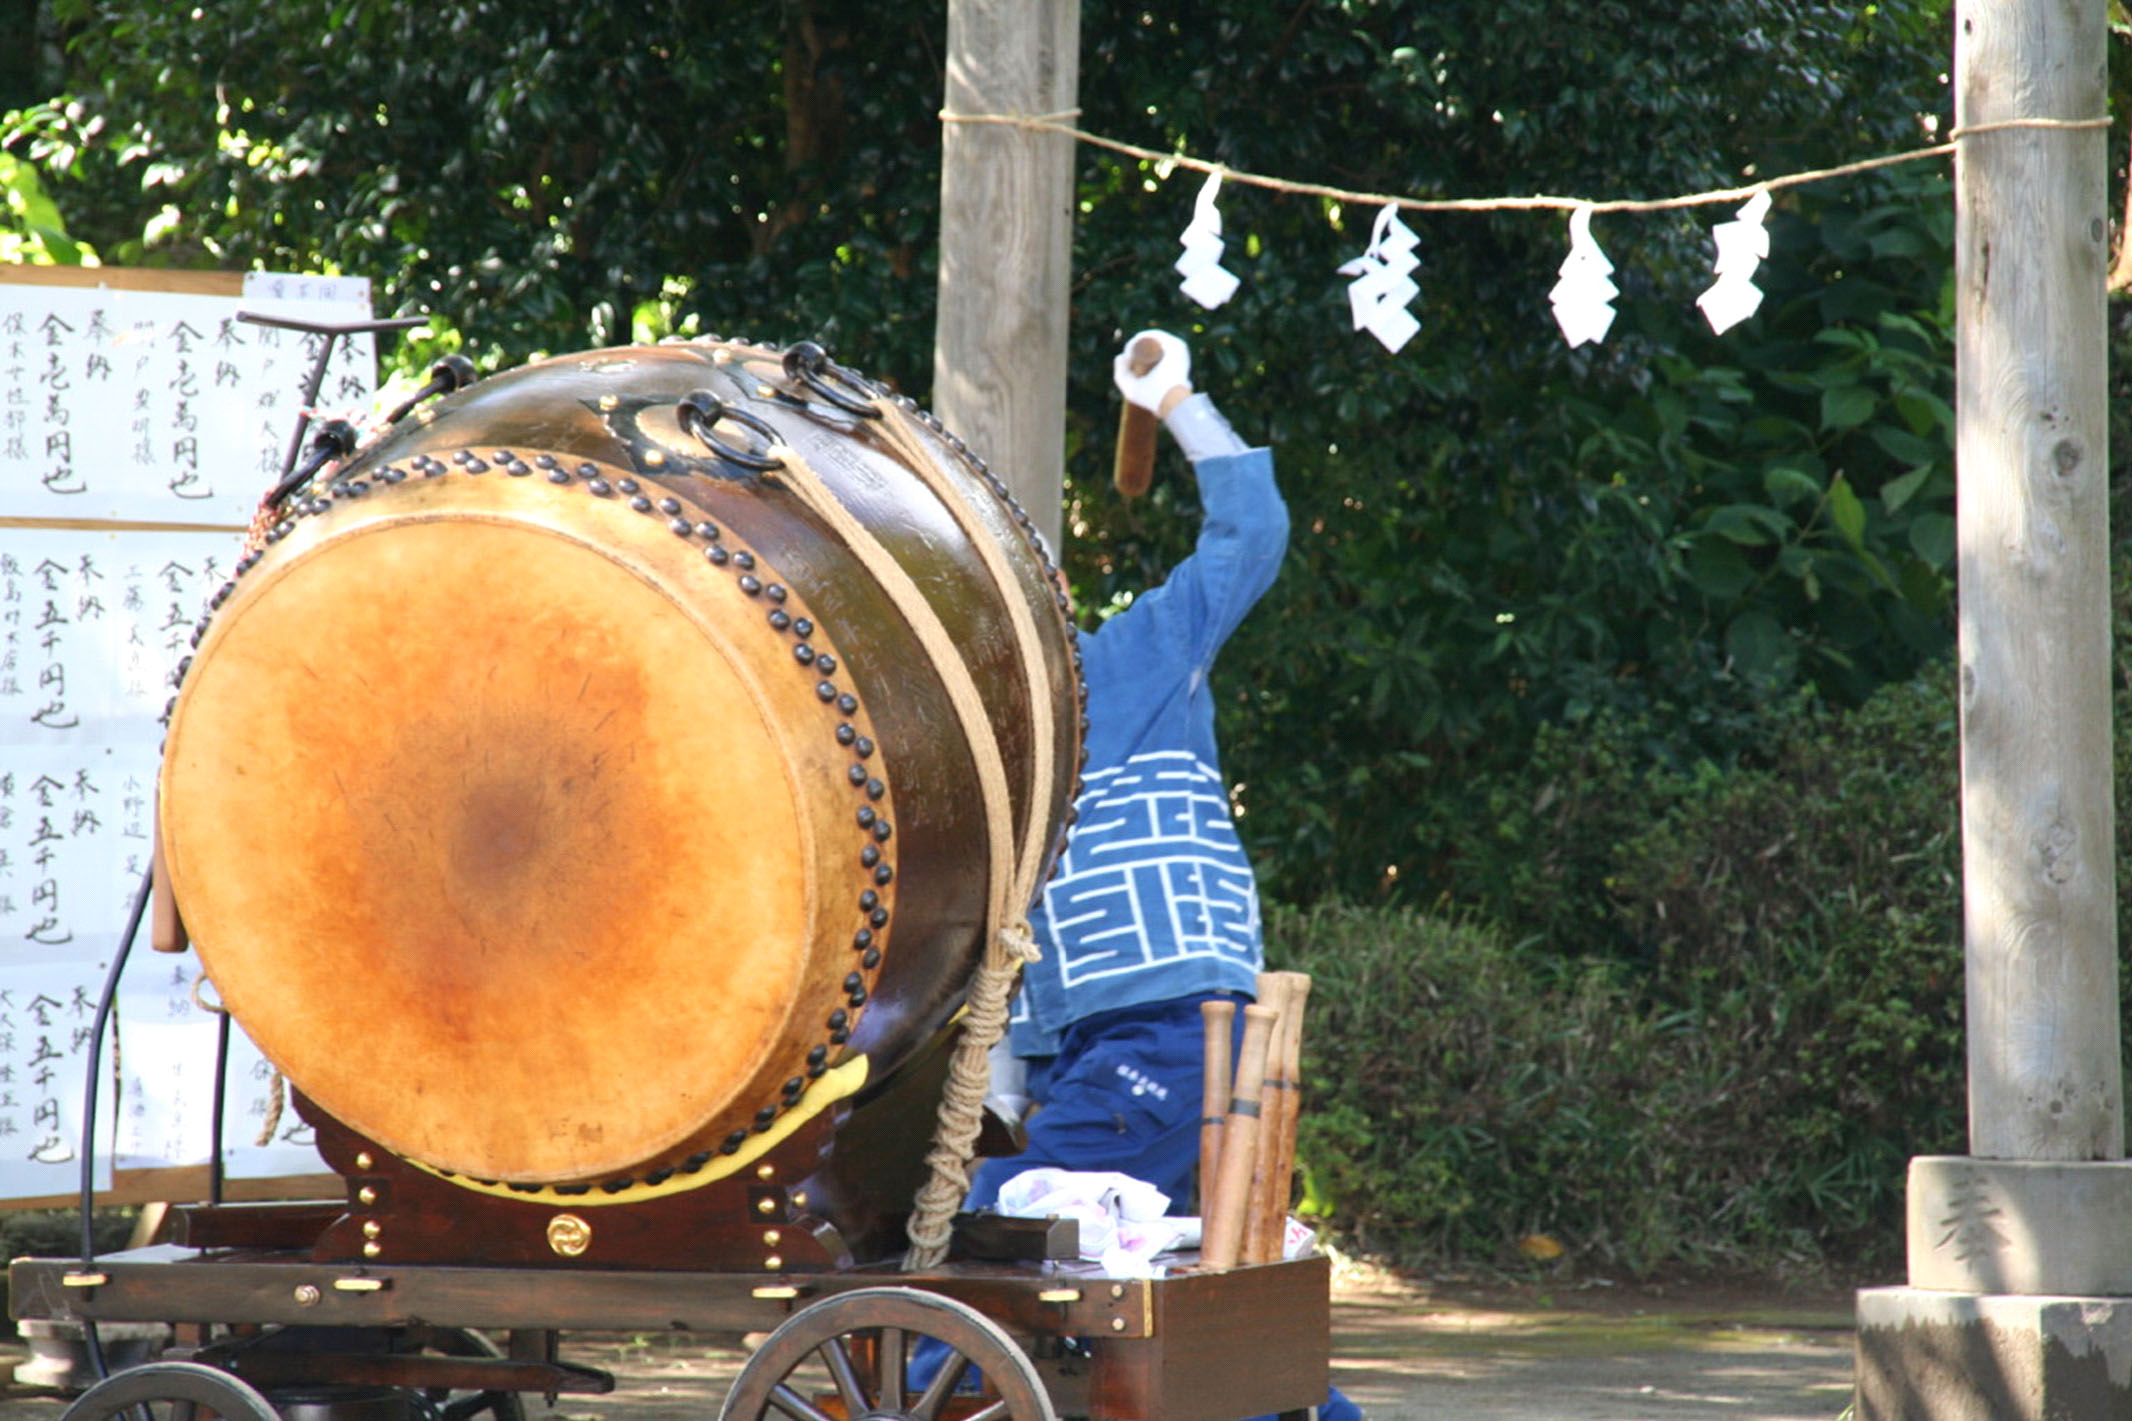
[0,278,374,523]
[0,269,374,1200]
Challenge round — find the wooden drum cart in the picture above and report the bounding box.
[9,1058,1331,1421]
[10,1239,1329,1421]
[7,331,1332,1421]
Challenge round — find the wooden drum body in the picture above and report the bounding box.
[158,341,1080,1208]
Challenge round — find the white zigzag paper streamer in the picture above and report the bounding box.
[1174,169,1241,309]
[1548,205,1618,349]
[1336,204,1422,353]
[1697,188,1773,335]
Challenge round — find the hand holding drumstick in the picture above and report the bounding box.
[1111,329,1193,499]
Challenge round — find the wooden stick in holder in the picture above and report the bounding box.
[1242,973,1293,1263]
[1199,998,1236,1209]
[1256,971,1312,1262]
[1200,1003,1278,1270]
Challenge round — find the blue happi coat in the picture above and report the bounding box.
[1009,445,1287,1058]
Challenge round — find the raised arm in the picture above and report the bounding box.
[1111,330,1290,665]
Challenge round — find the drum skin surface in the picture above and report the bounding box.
[160,341,1080,1188]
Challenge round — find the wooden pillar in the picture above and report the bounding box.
[1955,0,2118,1161]
[934,0,1080,546]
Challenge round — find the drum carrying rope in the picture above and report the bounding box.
[188,973,286,1147]
[753,398,1058,1270]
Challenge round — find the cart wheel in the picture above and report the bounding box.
[60,1360,280,1421]
[718,1286,1055,1421]
[412,1326,526,1421]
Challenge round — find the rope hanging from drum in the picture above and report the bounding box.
[759,398,1058,1270]
[871,399,1065,1268]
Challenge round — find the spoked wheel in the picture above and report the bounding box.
[60,1360,281,1421]
[718,1286,1055,1421]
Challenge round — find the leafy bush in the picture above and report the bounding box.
[0,1209,137,1310]
[1267,901,1738,1272]
[1603,667,1967,1252]
[1270,663,1971,1275]
[0,144,93,264]
[0,1208,134,1260]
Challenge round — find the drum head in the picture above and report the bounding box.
[161,510,813,1182]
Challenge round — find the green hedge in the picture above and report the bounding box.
[1267,902,1746,1272]
[1276,606,2132,1277]
[1269,662,1971,1275]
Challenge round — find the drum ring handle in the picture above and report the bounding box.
[782,341,883,420]
[678,390,787,472]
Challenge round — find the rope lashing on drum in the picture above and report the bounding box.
[186,972,286,1146]
[738,400,1056,1270]
[866,400,1066,1269]
[906,916,1039,1263]
[864,400,1061,901]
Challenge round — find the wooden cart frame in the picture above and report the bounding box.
[10,1243,1329,1421]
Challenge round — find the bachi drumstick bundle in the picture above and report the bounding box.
[1245,971,1310,1263]
[1198,997,1236,1203]
[1199,1002,1277,1270]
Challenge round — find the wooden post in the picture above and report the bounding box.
[1846,7,2132,1411]
[934,0,1080,546]
[1954,0,2118,1162]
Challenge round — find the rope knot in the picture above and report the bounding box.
[998,918,1041,966]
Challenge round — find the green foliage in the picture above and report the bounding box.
[7,11,1960,899]
[0,140,93,264]
[0,1207,134,1258]
[12,1,950,376]
[0,1209,137,1307]
[1220,162,1959,905]
[1268,902,1714,1271]
[1284,559,2132,1276]
[1605,669,1967,1249]
[1274,664,1968,1275]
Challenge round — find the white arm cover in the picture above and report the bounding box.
[1162,391,1252,462]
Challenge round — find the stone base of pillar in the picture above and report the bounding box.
[1855,1287,2132,1418]
[1857,1157,2132,1416]
[1908,1157,2132,1294]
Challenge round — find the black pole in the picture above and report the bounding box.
[76,863,154,1380]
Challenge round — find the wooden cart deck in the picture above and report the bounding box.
[9,1246,1330,1421]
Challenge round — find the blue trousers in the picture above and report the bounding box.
[937,995,1362,1421]
[968,994,1235,1213]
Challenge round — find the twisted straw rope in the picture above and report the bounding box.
[188,972,285,1147]
[941,110,2109,214]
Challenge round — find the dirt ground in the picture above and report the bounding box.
[0,1262,1865,1421]
[1320,1264,1859,1420]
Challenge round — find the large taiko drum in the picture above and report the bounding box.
[158,339,1081,1189]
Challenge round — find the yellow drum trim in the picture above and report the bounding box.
[405,1055,870,1206]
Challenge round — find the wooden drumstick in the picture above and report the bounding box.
[1200,1003,1278,1270]
[150,801,189,955]
[1199,998,1235,1209]
[1242,973,1293,1263]
[1112,335,1164,500]
[1260,972,1312,1261]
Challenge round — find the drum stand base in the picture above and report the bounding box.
[235,1094,862,1273]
